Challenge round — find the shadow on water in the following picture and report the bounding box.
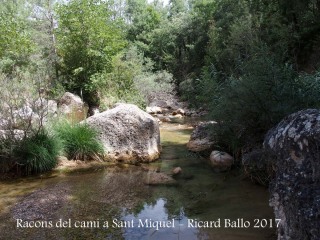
[0,120,275,240]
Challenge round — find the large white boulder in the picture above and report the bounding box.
[84,103,161,163]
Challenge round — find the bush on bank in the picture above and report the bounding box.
[53,121,104,161]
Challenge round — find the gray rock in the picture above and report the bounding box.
[0,98,58,131]
[264,109,320,240]
[157,115,171,123]
[172,167,182,175]
[0,129,24,140]
[148,93,186,112]
[210,150,233,172]
[88,106,100,116]
[13,105,33,121]
[12,105,38,129]
[84,103,161,163]
[242,148,271,186]
[146,106,163,114]
[172,108,185,116]
[144,172,176,185]
[187,121,217,155]
[58,92,83,108]
[34,98,57,115]
[0,117,9,130]
[149,100,169,109]
[48,100,58,115]
[58,92,87,122]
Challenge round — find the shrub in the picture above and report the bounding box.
[90,46,174,109]
[53,121,104,161]
[0,68,58,176]
[14,130,62,175]
[0,138,15,174]
[134,70,174,104]
[180,64,220,107]
[206,52,320,155]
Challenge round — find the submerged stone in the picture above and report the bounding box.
[143,172,176,186]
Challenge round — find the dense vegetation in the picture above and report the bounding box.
[1,0,320,176]
[53,121,104,161]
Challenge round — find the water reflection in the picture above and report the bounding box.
[122,198,205,240]
[0,122,275,240]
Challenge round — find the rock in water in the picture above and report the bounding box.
[187,121,216,156]
[264,109,320,240]
[85,103,161,163]
[146,106,163,114]
[144,172,176,185]
[210,151,233,172]
[172,167,182,175]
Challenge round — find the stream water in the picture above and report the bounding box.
[0,120,275,240]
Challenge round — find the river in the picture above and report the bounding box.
[0,120,275,239]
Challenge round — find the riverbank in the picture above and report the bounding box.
[0,121,275,239]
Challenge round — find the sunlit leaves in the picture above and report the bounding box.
[55,0,127,102]
[0,4,34,72]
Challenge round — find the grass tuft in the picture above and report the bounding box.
[53,121,104,161]
[14,130,62,175]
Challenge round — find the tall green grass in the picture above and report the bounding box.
[0,138,15,174]
[14,130,62,175]
[53,121,104,161]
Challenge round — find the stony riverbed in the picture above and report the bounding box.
[0,121,275,240]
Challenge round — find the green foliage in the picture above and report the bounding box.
[90,46,174,109]
[27,0,60,87]
[89,46,147,108]
[205,51,320,154]
[145,11,209,84]
[205,0,260,76]
[134,70,174,102]
[125,0,210,85]
[204,0,320,76]
[127,3,162,43]
[53,121,104,161]
[177,0,320,158]
[169,0,187,17]
[179,64,219,106]
[0,138,15,174]
[56,0,126,105]
[0,67,61,176]
[0,67,56,132]
[0,2,34,73]
[14,130,62,175]
[1,0,319,177]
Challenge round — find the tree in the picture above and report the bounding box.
[126,0,162,45]
[169,0,187,17]
[56,0,126,106]
[28,0,60,86]
[0,1,34,73]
